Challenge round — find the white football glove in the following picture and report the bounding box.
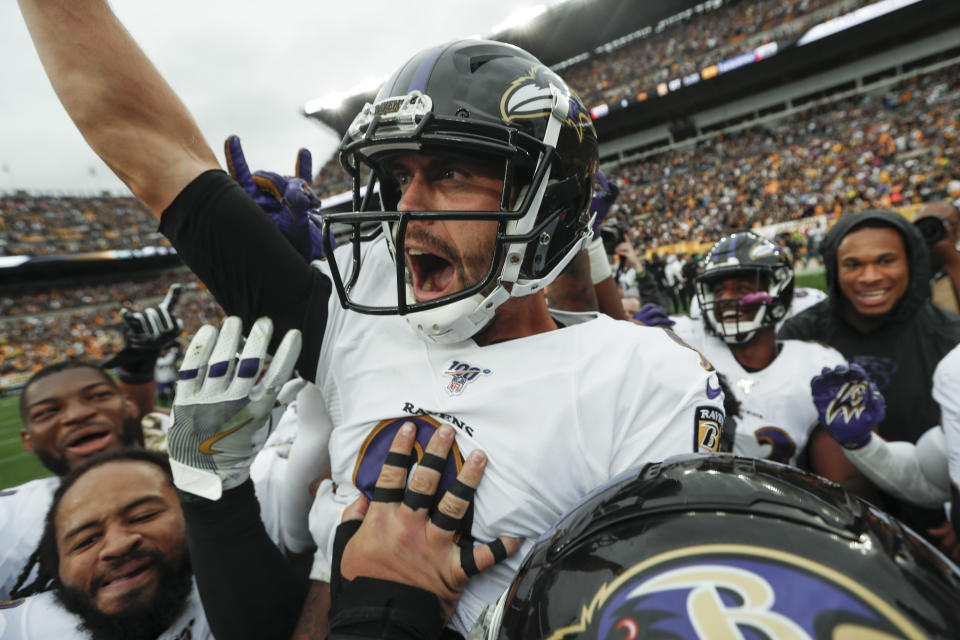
[168,316,304,500]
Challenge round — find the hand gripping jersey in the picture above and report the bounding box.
[309,237,725,635]
[673,321,845,466]
[0,581,211,639]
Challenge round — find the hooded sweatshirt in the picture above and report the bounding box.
[780,210,960,531]
[780,209,960,444]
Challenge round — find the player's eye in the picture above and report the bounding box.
[72,534,100,552]
[30,406,59,420]
[129,511,161,524]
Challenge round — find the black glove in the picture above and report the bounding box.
[103,283,184,382]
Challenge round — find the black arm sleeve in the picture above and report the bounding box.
[159,170,331,381]
[179,481,309,640]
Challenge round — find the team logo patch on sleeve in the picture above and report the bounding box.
[695,406,724,453]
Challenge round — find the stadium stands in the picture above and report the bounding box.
[609,61,960,249]
[0,272,223,389]
[0,193,168,257]
[559,0,874,108]
[2,0,957,389]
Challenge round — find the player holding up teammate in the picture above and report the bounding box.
[16,1,724,636]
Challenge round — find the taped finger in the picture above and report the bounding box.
[402,489,435,511]
[407,425,454,498]
[461,536,522,579]
[372,422,417,501]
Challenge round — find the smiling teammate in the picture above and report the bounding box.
[670,232,855,483]
[780,209,960,537]
[17,2,724,636]
[2,449,212,640]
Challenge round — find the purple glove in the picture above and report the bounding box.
[590,170,621,238]
[811,363,886,449]
[225,135,330,262]
[632,303,675,328]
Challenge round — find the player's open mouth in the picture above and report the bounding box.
[65,428,116,457]
[407,247,456,301]
[721,309,743,322]
[98,558,156,594]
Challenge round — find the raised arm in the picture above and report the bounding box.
[18,0,219,214]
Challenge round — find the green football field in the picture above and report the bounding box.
[795,271,827,291]
[0,394,51,489]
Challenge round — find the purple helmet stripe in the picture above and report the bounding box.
[406,44,447,93]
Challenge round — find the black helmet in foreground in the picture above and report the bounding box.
[472,454,960,639]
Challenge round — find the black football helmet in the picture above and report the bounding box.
[696,231,793,344]
[320,39,598,343]
[473,454,960,639]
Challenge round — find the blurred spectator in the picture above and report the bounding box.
[562,0,872,108]
[0,273,224,384]
[0,193,167,257]
[614,63,959,251]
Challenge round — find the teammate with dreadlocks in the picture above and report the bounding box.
[4,448,211,639]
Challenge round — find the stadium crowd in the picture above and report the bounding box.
[0,193,165,257]
[561,0,873,108]
[606,62,960,249]
[4,0,960,637]
[0,277,223,380]
[304,0,874,198]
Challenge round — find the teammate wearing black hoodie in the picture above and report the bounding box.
[780,209,960,536]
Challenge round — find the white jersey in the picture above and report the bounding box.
[309,239,724,635]
[673,321,845,465]
[933,344,960,504]
[0,478,57,600]
[154,350,178,385]
[0,581,211,639]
